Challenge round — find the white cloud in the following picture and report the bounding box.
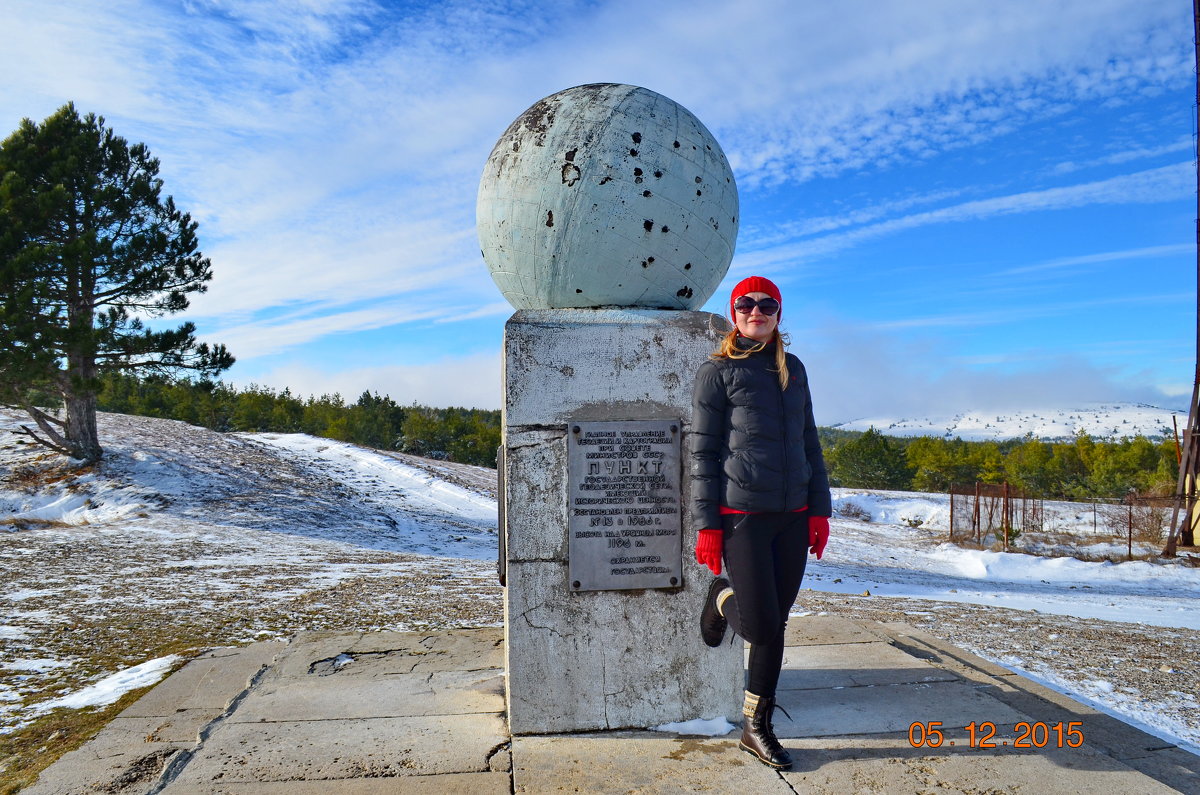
[737,162,1194,274]
[1051,136,1194,175]
[799,319,1184,423]
[212,302,442,360]
[435,302,513,324]
[740,187,970,248]
[998,243,1194,276]
[868,291,1186,332]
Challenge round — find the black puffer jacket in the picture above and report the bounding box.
[689,338,832,532]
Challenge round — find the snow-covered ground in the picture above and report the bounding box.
[830,401,1182,440]
[2,409,1198,760]
[824,489,1199,630]
[0,410,503,742]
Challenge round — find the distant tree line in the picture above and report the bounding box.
[89,374,1177,494]
[96,373,501,468]
[821,427,1178,500]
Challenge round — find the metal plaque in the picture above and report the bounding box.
[567,419,682,591]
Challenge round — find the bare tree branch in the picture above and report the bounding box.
[13,424,73,457]
[22,403,66,429]
[22,405,71,451]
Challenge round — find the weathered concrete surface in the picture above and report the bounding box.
[502,309,728,428]
[163,714,510,788]
[512,732,781,792]
[29,619,1200,794]
[777,640,961,688]
[26,641,283,795]
[169,774,512,794]
[780,735,1183,794]
[162,629,510,791]
[502,309,743,734]
[477,84,737,312]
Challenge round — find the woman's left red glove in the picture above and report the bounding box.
[808,515,829,560]
[695,529,723,575]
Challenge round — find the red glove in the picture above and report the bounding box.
[808,515,829,560]
[695,529,723,575]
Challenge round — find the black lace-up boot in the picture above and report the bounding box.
[739,691,792,769]
[700,577,729,647]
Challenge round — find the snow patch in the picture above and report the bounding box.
[37,656,179,711]
[6,658,71,672]
[651,716,737,736]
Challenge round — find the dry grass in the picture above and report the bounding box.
[5,458,95,492]
[0,631,196,795]
[836,500,872,521]
[0,518,72,531]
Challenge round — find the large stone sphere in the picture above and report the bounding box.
[477,84,738,310]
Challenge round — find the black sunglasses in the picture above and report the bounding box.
[733,296,780,316]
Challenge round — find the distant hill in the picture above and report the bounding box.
[828,402,1185,441]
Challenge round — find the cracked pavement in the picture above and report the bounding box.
[25,619,1200,794]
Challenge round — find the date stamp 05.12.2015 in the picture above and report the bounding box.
[908,721,1085,750]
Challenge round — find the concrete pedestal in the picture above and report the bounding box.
[502,308,742,734]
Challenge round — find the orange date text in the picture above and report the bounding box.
[907,721,1085,749]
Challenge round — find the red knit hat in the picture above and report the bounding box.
[730,276,782,323]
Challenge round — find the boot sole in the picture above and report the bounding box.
[700,578,729,647]
[738,740,792,770]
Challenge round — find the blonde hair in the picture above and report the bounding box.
[711,328,791,390]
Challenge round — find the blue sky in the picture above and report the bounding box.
[2,0,1194,422]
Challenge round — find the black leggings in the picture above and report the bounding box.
[720,511,809,697]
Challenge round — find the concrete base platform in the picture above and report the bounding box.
[29,619,1200,794]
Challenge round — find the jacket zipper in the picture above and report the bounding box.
[776,360,789,511]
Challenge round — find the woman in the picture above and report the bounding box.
[690,275,831,770]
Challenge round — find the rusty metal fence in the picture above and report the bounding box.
[1092,495,1175,558]
[949,483,1174,558]
[949,482,1041,550]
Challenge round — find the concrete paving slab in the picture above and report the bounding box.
[119,641,283,717]
[269,628,504,680]
[347,627,504,671]
[1122,747,1200,794]
[784,615,889,646]
[134,709,227,743]
[230,668,504,722]
[24,716,195,795]
[877,622,1017,680]
[774,679,1027,738]
[308,648,495,678]
[980,675,1200,791]
[172,771,514,794]
[163,714,510,788]
[777,641,960,689]
[30,644,284,794]
[26,619,1200,794]
[340,629,446,653]
[512,732,790,793]
[268,631,364,679]
[779,734,1182,794]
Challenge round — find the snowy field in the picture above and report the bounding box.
[823,489,1200,630]
[2,409,1198,761]
[831,401,1181,441]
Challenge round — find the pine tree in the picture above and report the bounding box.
[828,427,912,490]
[0,103,232,461]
